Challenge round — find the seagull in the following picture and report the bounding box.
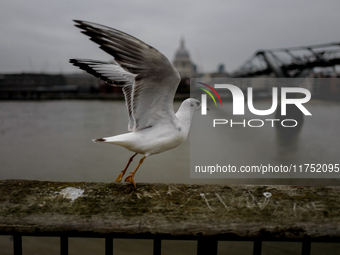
[69,20,201,188]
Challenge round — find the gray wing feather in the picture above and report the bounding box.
[72,20,181,131]
[69,58,135,130]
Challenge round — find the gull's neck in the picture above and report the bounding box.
[175,101,195,135]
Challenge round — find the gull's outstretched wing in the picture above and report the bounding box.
[73,20,181,131]
[69,58,136,130]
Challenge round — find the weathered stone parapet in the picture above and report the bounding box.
[0,180,339,240]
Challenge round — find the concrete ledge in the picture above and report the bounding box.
[0,180,339,240]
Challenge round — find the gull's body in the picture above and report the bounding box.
[70,20,200,188]
[102,102,193,156]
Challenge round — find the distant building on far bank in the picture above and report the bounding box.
[200,63,229,78]
[173,38,196,79]
[0,38,230,99]
[63,73,98,93]
[173,38,229,81]
[172,38,196,94]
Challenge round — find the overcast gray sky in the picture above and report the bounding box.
[1,0,339,74]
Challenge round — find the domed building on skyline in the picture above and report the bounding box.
[173,37,196,78]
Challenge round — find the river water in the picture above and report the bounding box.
[0,99,339,254]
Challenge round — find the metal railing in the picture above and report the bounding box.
[9,234,340,255]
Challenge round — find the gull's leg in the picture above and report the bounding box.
[115,153,137,183]
[124,156,146,189]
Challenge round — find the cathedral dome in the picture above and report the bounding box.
[175,38,190,58]
[173,37,195,78]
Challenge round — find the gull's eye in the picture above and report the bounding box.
[190,104,194,107]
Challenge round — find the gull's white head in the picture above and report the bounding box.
[183,98,201,112]
[176,98,201,120]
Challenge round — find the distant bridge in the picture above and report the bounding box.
[232,42,340,78]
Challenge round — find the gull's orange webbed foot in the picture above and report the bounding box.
[125,174,137,189]
[115,172,124,183]
[115,153,137,183]
[123,155,146,189]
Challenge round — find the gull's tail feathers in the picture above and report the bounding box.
[92,133,134,145]
[92,138,106,143]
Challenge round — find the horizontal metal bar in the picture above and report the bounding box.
[2,232,340,243]
[265,42,340,52]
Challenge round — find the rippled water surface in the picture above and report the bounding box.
[1,99,340,254]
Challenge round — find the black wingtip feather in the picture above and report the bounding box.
[69,59,108,81]
[69,59,128,86]
[73,20,86,27]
